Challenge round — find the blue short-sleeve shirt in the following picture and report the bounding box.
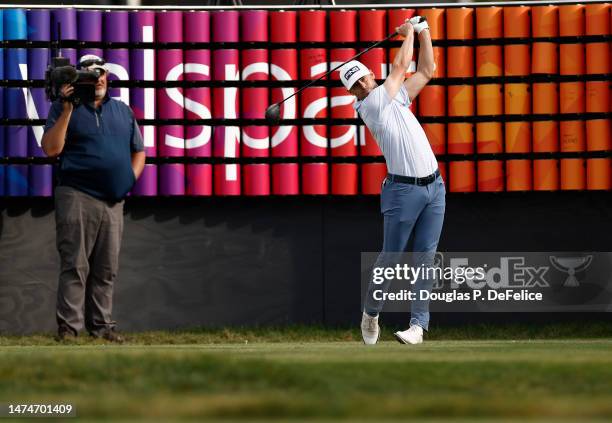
[45,97,144,202]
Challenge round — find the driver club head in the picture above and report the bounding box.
[265,103,281,125]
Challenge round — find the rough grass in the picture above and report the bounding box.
[1,324,612,421]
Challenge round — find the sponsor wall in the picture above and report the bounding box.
[0,5,610,197]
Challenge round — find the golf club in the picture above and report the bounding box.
[264,16,426,124]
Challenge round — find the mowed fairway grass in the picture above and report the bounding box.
[1,326,612,421]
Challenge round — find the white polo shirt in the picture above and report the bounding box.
[354,84,438,178]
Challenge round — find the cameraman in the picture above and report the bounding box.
[42,55,146,343]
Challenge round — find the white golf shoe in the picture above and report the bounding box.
[393,325,424,345]
[361,312,380,345]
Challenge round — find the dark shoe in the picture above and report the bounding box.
[103,329,124,344]
[55,327,77,342]
[92,328,125,344]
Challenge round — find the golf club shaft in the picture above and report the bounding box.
[277,30,399,106]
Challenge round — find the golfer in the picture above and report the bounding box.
[339,18,444,345]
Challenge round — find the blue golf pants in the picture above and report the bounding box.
[364,174,446,330]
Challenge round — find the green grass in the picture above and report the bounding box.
[1,321,611,346]
[1,325,612,421]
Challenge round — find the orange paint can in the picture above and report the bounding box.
[586,120,611,151]
[533,122,559,153]
[559,44,585,75]
[477,84,503,115]
[586,81,610,112]
[477,123,503,153]
[448,123,474,154]
[505,122,531,153]
[447,46,474,77]
[586,43,610,74]
[532,43,558,74]
[478,160,504,192]
[586,158,612,190]
[504,45,530,76]
[418,85,446,116]
[449,161,476,192]
[506,159,532,191]
[476,7,503,38]
[560,158,586,190]
[503,6,530,38]
[559,82,585,114]
[533,83,559,114]
[505,83,531,115]
[446,7,474,39]
[477,45,502,76]
[534,159,559,191]
[448,85,474,116]
[532,5,558,37]
[560,120,585,152]
[559,4,585,36]
[585,3,610,35]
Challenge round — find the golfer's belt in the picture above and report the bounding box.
[386,169,441,186]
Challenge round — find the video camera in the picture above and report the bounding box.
[45,56,101,107]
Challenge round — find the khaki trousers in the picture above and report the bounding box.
[54,185,124,335]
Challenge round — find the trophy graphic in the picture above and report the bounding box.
[549,255,593,287]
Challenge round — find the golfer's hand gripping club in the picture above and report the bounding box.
[409,16,430,34]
